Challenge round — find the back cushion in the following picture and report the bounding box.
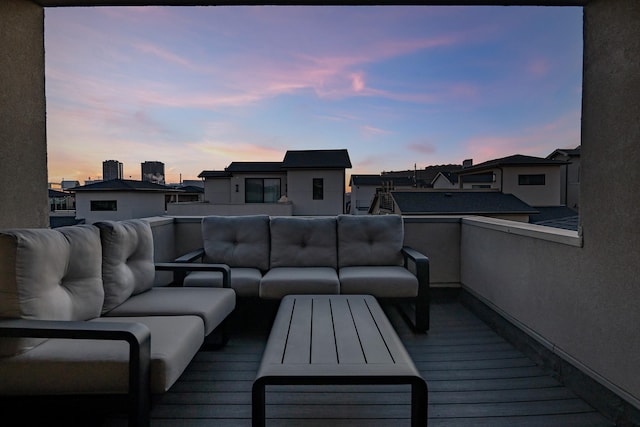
[202,215,270,270]
[95,219,155,314]
[270,216,337,268]
[0,225,104,356]
[337,214,404,268]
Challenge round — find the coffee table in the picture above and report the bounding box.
[252,294,428,426]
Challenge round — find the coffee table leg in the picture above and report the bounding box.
[411,379,429,427]
[252,380,266,427]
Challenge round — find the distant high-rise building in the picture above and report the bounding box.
[103,160,123,181]
[141,161,165,184]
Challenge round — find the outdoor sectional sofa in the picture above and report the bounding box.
[0,219,236,427]
[182,214,430,332]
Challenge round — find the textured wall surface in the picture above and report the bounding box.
[0,0,48,229]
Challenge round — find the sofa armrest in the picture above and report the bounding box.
[0,318,151,427]
[155,262,231,288]
[402,246,430,332]
[174,248,205,263]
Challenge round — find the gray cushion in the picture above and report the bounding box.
[339,266,418,298]
[260,267,340,299]
[95,219,156,314]
[269,216,337,268]
[337,214,404,268]
[0,225,104,356]
[202,215,270,270]
[183,267,261,297]
[104,287,236,336]
[0,315,204,395]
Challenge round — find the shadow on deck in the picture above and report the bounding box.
[4,291,615,427]
[99,290,613,427]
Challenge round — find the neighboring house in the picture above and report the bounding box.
[70,179,182,223]
[48,188,74,212]
[370,190,538,223]
[348,174,415,215]
[547,145,581,210]
[187,149,352,216]
[166,184,204,203]
[431,171,458,189]
[381,164,464,188]
[456,154,567,207]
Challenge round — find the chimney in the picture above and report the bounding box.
[463,159,473,168]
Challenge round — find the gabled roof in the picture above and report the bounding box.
[459,154,567,174]
[282,149,352,169]
[350,174,414,187]
[432,171,459,185]
[69,179,179,192]
[390,191,537,215]
[547,145,581,159]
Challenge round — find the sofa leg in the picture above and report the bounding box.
[202,324,229,350]
[415,298,430,333]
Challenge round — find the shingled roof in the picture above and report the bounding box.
[391,191,537,215]
[350,174,415,187]
[282,149,352,169]
[459,155,567,174]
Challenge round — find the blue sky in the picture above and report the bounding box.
[45,5,583,186]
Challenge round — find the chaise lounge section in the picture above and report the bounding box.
[0,219,236,426]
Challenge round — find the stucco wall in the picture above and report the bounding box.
[287,170,345,215]
[460,0,640,406]
[0,0,48,229]
[502,166,562,206]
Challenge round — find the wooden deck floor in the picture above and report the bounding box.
[99,296,614,427]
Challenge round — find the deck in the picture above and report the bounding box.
[11,294,613,426]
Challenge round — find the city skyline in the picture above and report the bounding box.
[45,5,583,185]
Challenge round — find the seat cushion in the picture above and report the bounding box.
[260,267,340,299]
[183,267,262,297]
[104,287,236,336]
[201,215,270,270]
[269,216,337,268]
[0,225,104,356]
[339,266,418,298]
[0,315,204,395]
[337,214,404,268]
[95,219,156,314]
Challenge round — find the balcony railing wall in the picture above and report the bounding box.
[149,214,639,416]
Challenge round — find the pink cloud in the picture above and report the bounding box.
[408,142,437,155]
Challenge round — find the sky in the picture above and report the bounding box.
[44,5,583,187]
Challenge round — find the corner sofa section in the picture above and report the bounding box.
[0,219,236,427]
[183,214,430,331]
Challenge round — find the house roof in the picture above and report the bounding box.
[282,149,352,169]
[350,174,415,187]
[48,188,70,198]
[529,206,579,231]
[459,154,567,174]
[547,145,581,159]
[390,191,538,215]
[433,171,458,185]
[226,162,284,173]
[382,164,463,186]
[198,170,233,178]
[69,179,180,192]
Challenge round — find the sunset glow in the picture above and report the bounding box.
[45,5,583,185]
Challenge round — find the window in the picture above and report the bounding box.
[245,178,280,203]
[518,174,545,186]
[91,200,117,211]
[313,178,324,200]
